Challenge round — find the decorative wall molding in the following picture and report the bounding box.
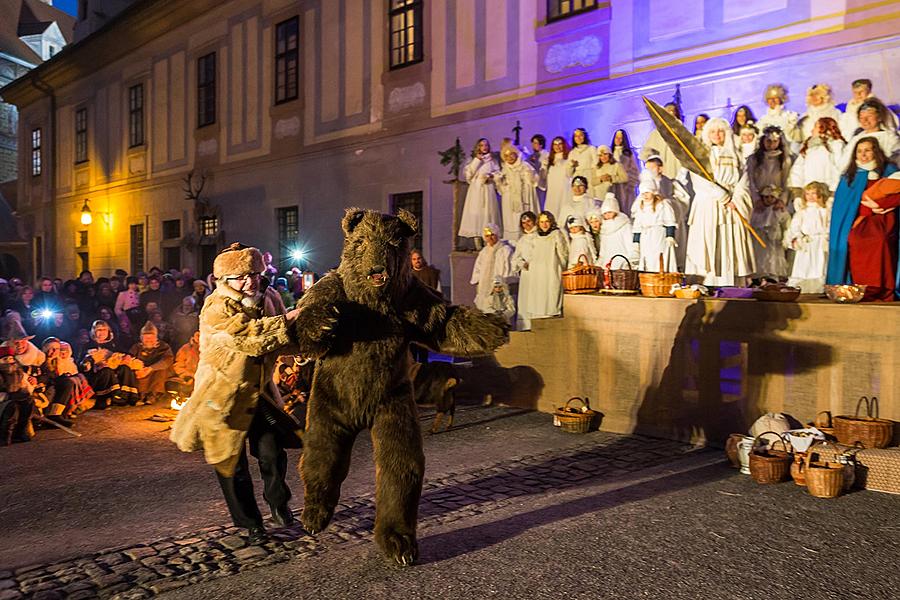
[274,117,301,139]
[543,35,603,74]
[197,138,218,157]
[388,82,426,113]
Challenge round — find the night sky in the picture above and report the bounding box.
[55,0,78,17]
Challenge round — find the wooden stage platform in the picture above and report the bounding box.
[493,294,899,447]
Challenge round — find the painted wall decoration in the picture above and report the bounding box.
[543,35,603,74]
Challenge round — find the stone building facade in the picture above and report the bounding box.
[1,0,898,284]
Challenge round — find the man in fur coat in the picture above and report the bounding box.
[170,243,302,543]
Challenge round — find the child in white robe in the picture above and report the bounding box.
[565,214,597,268]
[751,185,791,280]
[597,193,634,270]
[632,181,678,273]
[785,182,831,293]
[486,276,516,326]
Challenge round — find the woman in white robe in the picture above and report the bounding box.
[459,138,501,239]
[591,145,628,201]
[567,128,597,185]
[788,117,846,194]
[798,84,843,141]
[527,212,568,319]
[685,118,756,286]
[512,212,539,331]
[496,144,540,242]
[755,84,801,146]
[558,176,602,227]
[785,182,831,293]
[543,136,573,220]
[470,223,514,313]
[611,129,641,216]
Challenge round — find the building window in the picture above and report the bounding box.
[31,128,41,176]
[277,206,300,253]
[48,45,57,58]
[130,224,145,274]
[128,83,144,147]
[389,0,423,69]
[275,17,299,104]
[389,191,423,250]
[162,219,181,240]
[199,216,218,237]
[163,247,182,271]
[75,108,88,163]
[77,230,89,247]
[197,52,216,128]
[547,0,597,22]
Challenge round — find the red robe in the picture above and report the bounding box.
[848,178,900,301]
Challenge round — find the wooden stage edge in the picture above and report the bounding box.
[492,294,900,447]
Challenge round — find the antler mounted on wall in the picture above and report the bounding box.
[182,169,218,223]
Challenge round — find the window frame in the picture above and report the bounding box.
[197,52,217,128]
[274,16,300,105]
[546,0,598,23]
[128,83,145,148]
[276,206,300,252]
[31,127,42,177]
[74,107,88,164]
[388,0,424,70]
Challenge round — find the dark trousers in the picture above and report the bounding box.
[215,406,291,529]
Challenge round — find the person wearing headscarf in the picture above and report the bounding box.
[798,84,842,141]
[685,117,756,286]
[496,141,540,242]
[470,223,515,314]
[632,177,679,273]
[81,319,139,408]
[565,214,597,268]
[596,193,634,270]
[485,276,516,327]
[129,321,174,405]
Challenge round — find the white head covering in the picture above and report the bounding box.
[600,193,620,214]
[482,223,501,239]
[701,117,738,152]
[596,144,611,155]
[638,170,658,194]
[565,214,586,229]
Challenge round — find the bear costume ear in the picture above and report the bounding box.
[396,208,418,238]
[342,208,367,236]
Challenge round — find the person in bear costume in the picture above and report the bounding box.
[292,207,508,566]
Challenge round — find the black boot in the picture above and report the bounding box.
[246,525,268,545]
[270,505,295,527]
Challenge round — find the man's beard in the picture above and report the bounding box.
[240,290,263,308]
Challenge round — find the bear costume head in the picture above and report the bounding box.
[338,207,418,305]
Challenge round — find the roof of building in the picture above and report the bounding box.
[0,0,75,65]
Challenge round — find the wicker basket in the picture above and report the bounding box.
[833,396,894,449]
[752,286,801,302]
[562,255,601,294]
[639,254,683,297]
[749,431,792,484]
[814,443,900,494]
[674,287,702,299]
[803,447,844,498]
[603,255,641,291]
[554,397,597,434]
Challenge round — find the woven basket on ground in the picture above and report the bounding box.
[749,430,792,484]
[639,254,683,297]
[603,255,640,291]
[803,444,844,498]
[554,397,597,434]
[562,254,601,294]
[833,396,894,449]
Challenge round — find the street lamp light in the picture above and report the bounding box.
[80,199,92,225]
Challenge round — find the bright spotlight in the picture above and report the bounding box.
[39,309,54,320]
[290,249,306,262]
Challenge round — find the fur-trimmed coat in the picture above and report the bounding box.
[170,284,290,474]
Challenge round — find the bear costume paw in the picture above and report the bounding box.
[375,527,419,567]
[291,304,340,358]
[300,503,334,535]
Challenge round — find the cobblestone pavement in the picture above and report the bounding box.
[0,432,703,599]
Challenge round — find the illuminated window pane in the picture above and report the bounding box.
[389,0,422,69]
[275,17,299,104]
[548,0,597,21]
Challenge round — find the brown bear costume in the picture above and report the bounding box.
[292,208,508,566]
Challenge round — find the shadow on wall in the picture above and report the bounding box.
[454,356,544,410]
[634,300,834,447]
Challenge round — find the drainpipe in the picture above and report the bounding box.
[30,74,56,279]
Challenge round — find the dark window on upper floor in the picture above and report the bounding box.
[197,52,217,128]
[389,0,423,69]
[31,128,41,176]
[275,17,299,104]
[389,191,423,250]
[129,83,144,147]
[162,219,181,240]
[547,0,597,22]
[75,108,88,163]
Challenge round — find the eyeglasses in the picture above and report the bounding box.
[224,273,261,284]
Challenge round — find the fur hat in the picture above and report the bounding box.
[213,243,265,279]
[2,317,33,342]
[140,321,158,336]
[565,214,586,229]
[600,193,620,214]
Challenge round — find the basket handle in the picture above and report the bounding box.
[564,397,589,412]
[606,254,633,271]
[658,253,665,274]
[814,410,832,428]
[870,396,879,418]
[854,396,870,418]
[577,254,590,266]
[752,430,787,453]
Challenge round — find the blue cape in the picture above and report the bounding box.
[826,164,899,295]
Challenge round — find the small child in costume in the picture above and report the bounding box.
[486,276,516,326]
[596,193,633,269]
[632,180,678,272]
[785,181,831,293]
[565,214,597,267]
[751,184,791,280]
[57,341,95,415]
